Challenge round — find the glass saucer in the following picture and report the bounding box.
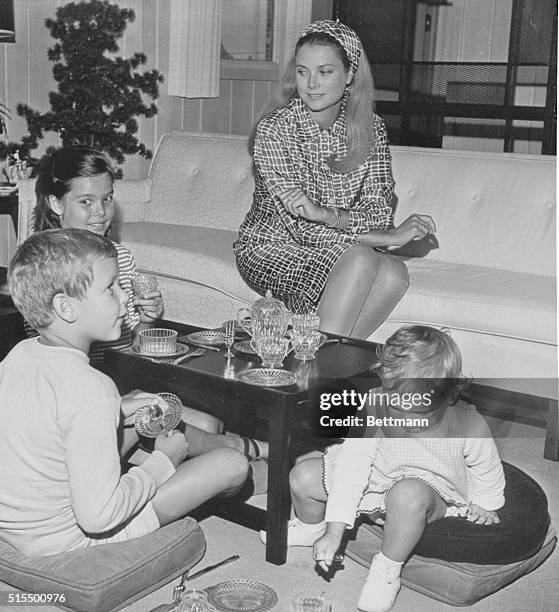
[207,580,278,611]
[233,339,257,355]
[131,342,189,359]
[185,330,226,347]
[237,368,297,387]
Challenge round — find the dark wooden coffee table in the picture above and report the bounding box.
[104,320,380,565]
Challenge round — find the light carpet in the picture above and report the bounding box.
[1,420,557,612]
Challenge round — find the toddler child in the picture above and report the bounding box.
[0,229,249,555]
[284,325,505,612]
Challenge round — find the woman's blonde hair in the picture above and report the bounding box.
[249,31,376,173]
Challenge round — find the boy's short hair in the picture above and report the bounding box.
[9,228,117,330]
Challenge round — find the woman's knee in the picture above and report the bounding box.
[378,254,409,295]
[342,245,382,275]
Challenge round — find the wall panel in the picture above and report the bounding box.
[1,0,283,261]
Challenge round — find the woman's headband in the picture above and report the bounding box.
[297,20,361,74]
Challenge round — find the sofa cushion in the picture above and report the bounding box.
[148,131,254,231]
[391,259,556,345]
[120,220,555,344]
[390,146,556,276]
[0,517,206,612]
[345,462,556,606]
[119,222,260,304]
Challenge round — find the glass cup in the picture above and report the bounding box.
[290,329,322,361]
[133,273,158,298]
[290,314,321,361]
[139,328,177,355]
[178,589,214,612]
[291,592,331,612]
[291,313,321,335]
[250,335,291,368]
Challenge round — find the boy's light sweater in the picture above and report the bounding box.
[0,338,175,555]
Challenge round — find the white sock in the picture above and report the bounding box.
[294,516,326,531]
[376,550,404,573]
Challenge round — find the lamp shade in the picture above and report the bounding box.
[0,0,15,42]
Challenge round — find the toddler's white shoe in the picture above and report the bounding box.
[357,553,401,612]
[259,517,326,546]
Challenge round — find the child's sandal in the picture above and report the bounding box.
[241,436,268,460]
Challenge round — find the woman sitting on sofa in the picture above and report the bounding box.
[234,20,435,339]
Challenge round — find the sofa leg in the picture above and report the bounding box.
[544,398,558,461]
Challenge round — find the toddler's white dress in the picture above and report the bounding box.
[321,401,505,528]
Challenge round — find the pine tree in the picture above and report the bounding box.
[17,0,163,168]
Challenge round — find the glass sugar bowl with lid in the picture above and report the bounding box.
[237,289,291,343]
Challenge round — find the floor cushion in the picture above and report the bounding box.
[345,462,556,606]
[0,517,206,612]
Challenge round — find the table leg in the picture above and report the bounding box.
[264,401,291,565]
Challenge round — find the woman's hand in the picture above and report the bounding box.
[135,290,164,323]
[388,214,436,248]
[466,503,500,525]
[278,188,331,224]
[121,389,160,419]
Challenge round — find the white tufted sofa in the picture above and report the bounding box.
[17,131,557,433]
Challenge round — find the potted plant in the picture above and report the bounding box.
[17,0,163,174]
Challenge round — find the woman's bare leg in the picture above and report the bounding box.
[318,246,408,339]
[152,448,249,526]
[349,253,408,339]
[381,478,447,561]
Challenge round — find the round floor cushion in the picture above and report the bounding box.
[412,461,550,564]
[345,462,557,606]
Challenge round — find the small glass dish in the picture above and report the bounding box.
[237,368,297,387]
[185,330,227,347]
[133,392,183,438]
[207,579,278,611]
[139,328,178,355]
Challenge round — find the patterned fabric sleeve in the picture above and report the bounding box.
[115,243,141,331]
[253,120,313,244]
[253,118,300,199]
[344,116,394,234]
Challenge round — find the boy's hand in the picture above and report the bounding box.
[155,430,188,467]
[121,390,159,419]
[313,531,343,573]
[135,290,164,322]
[466,503,500,525]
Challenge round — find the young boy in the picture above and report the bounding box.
[0,228,248,556]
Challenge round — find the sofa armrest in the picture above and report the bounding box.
[114,178,152,224]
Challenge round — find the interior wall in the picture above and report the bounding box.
[1,0,330,185]
[0,0,308,263]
